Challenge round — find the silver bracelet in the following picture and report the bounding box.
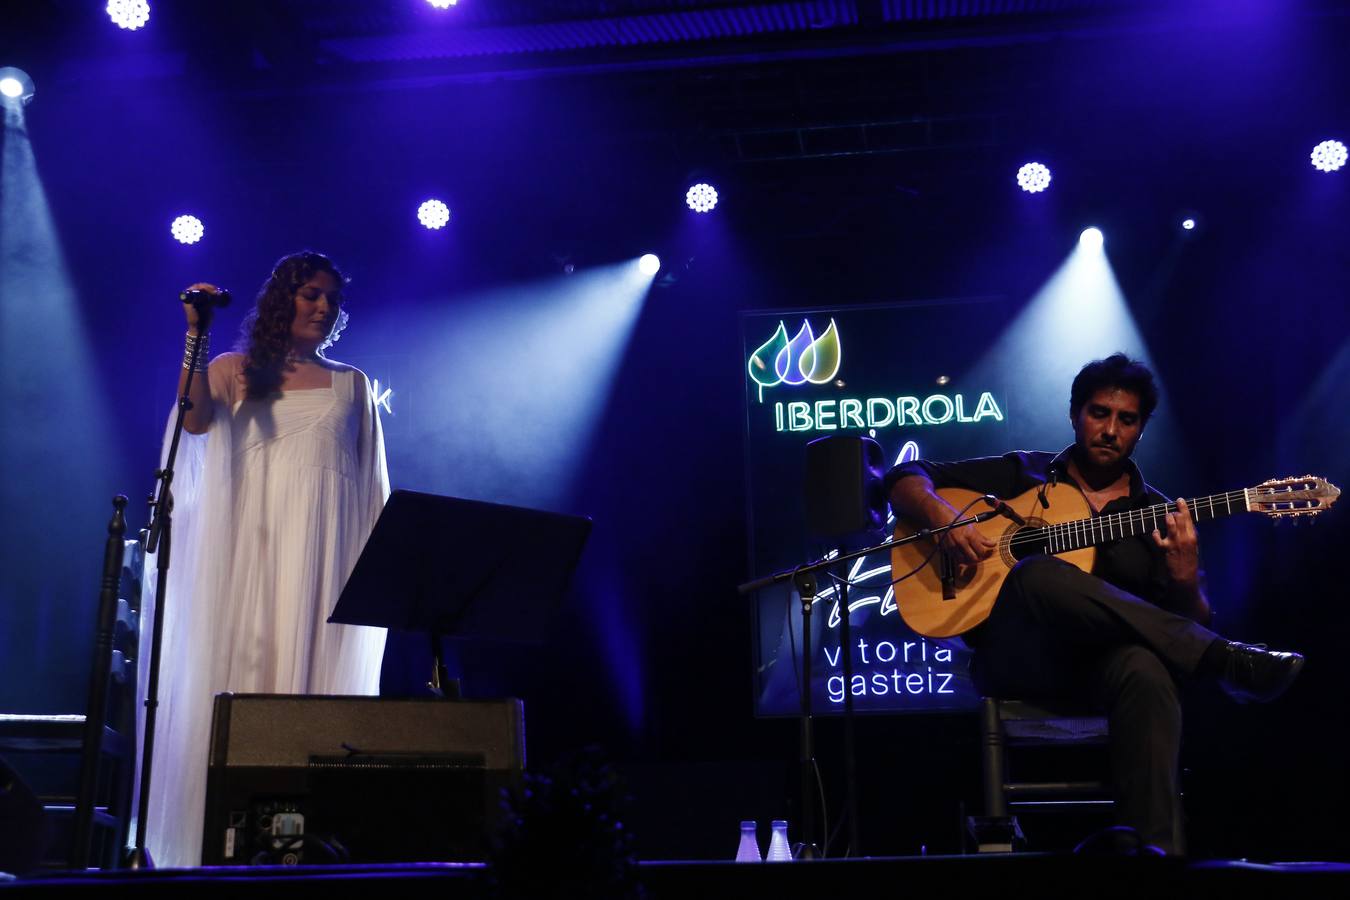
[183,331,210,372]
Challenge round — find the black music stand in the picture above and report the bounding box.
[331,489,592,699]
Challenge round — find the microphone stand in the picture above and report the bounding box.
[737,501,1013,859]
[125,313,210,869]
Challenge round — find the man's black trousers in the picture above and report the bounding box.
[964,555,1221,854]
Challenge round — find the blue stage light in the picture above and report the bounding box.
[106,0,150,30]
[685,182,719,213]
[1310,140,1347,173]
[1079,227,1104,251]
[1181,218,1196,231]
[1016,162,1052,193]
[427,0,459,8]
[418,199,451,230]
[171,215,204,245]
[638,254,661,276]
[0,79,20,99]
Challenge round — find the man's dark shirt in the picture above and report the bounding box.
[885,446,1195,613]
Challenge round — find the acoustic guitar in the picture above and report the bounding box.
[890,475,1340,638]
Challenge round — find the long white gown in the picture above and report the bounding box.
[137,354,389,867]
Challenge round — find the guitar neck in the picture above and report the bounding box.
[1040,489,1249,555]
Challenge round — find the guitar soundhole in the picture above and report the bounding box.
[1002,519,1050,566]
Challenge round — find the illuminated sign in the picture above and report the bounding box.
[372,379,393,415]
[773,393,1003,433]
[745,303,1007,716]
[747,319,1004,433]
[748,319,842,401]
[812,442,961,705]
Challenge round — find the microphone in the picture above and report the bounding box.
[1038,465,1059,509]
[983,495,1028,526]
[180,288,232,308]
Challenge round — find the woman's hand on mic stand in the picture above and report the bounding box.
[178,282,221,434]
[183,282,222,334]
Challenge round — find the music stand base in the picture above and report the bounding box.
[429,633,462,700]
[123,846,154,870]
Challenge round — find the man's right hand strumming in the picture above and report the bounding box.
[890,474,997,566]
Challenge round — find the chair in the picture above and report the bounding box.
[970,696,1113,852]
[0,503,143,870]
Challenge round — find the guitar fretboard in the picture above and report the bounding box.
[1033,489,1250,555]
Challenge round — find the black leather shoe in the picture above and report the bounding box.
[1217,642,1305,704]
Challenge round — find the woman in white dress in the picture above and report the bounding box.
[141,251,389,866]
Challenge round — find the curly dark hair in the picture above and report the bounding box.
[236,251,350,399]
[1070,352,1159,425]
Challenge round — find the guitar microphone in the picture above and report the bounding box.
[180,288,232,308]
[1038,466,1059,509]
[983,495,1028,526]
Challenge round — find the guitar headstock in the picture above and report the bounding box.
[1250,475,1341,520]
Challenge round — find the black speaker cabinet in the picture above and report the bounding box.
[202,694,524,865]
[804,434,886,537]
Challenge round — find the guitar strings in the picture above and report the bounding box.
[826,482,1314,590]
[1001,490,1243,549]
[998,488,1254,553]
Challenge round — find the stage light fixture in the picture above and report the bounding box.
[1016,162,1052,193]
[106,0,150,30]
[1175,209,1204,239]
[1310,139,1347,173]
[638,254,661,276]
[427,0,459,8]
[0,67,35,104]
[418,199,451,230]
[1078,227,1104,251]
[171,215,204,245]
[685,182,719,213]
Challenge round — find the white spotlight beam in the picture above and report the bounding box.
[963,237,1178,471]
[373,262,654,509]
[1,86,122,680]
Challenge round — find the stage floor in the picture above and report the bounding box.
[5,854,1350,899]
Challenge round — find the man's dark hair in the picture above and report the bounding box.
[1070,353,1159,424]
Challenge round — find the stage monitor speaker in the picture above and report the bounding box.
[0,755,46,875]
[202,694,524,866]
[804,435,887,537]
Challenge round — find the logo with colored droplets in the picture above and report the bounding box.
[747,319,842,402]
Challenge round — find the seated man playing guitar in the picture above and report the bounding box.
[887,353,1309,855]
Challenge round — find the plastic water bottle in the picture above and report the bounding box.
[766,819,793,861]
[735,820,762,862]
